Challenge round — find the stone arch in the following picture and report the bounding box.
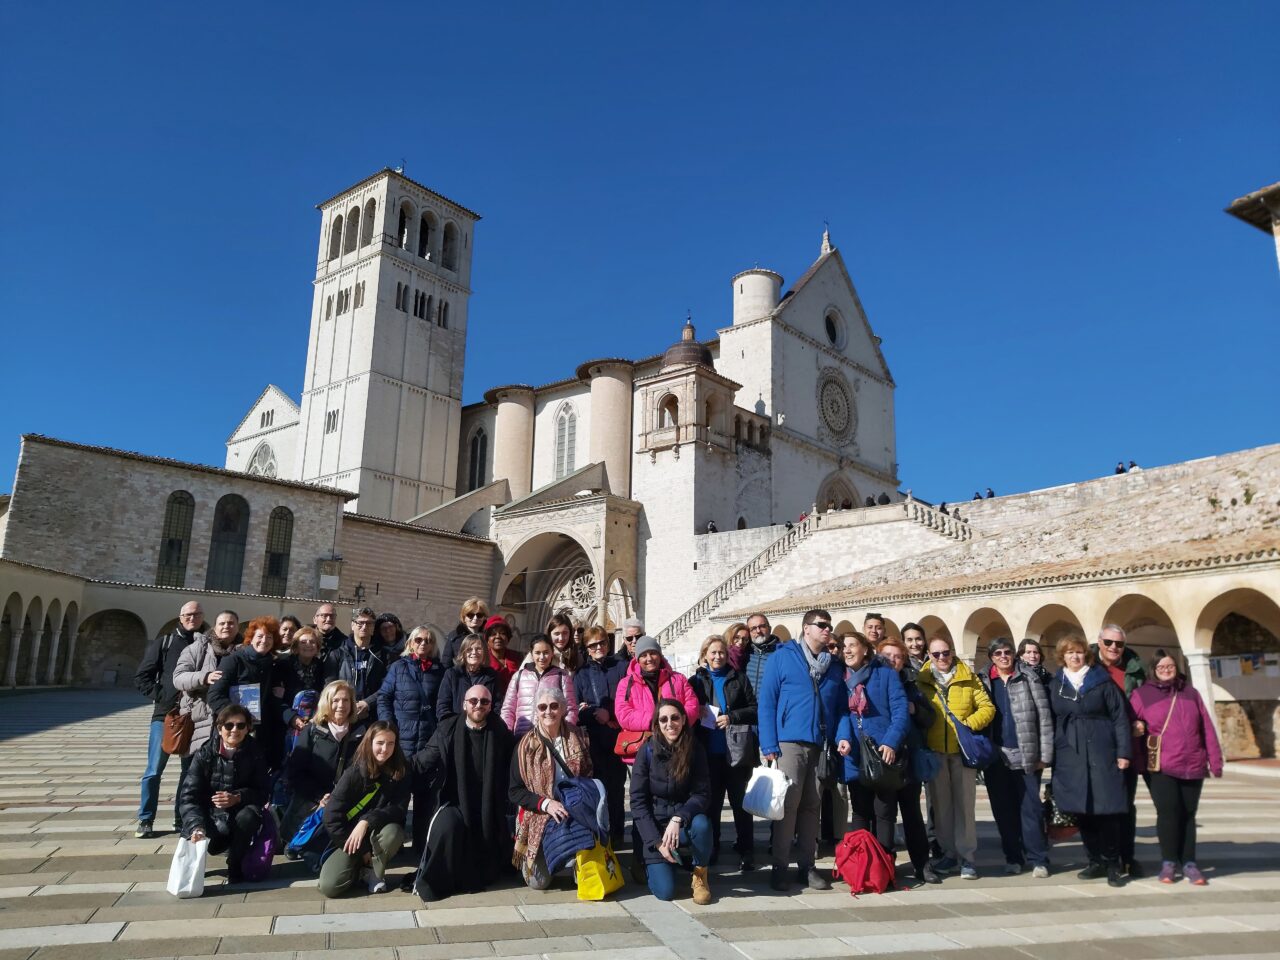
[73,609,147,687]
[343,204,361,254]
[1101,592,1180,664]
[603,576,636,633]
[6,596,42,687]
[1195,588,1280,656]
[397,199,417,250]
[962,606,1014,669]
[1024,602,1086,659]
[53,601,78,685]
[360,197,376,245]
[417,211,438,260]
[657,393,679,429]
[816,470,859,513]
[442,220,460,270]
[328,214,343,260]
[1,592,23,687]
[773,624,792,642]
[496,530,600,640]
[917,615,953,646]
[31,598,61,686]
[834,619,856,637]
[879,616,901,642]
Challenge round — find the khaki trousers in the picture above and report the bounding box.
[772,742,821,870]
[926,752,977,865]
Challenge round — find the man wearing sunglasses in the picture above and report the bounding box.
[1092,624,1148,877]
[757,609,845,892]
[411,684,515,900]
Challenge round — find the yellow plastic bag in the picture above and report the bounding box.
[574,840,624,901]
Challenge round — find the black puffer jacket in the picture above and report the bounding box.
[630,736,710,865]
[323,763,411,846]
[324,640,390,718]
[134,627,197,720]
[208,645,278,723]
[178,734,270,838]
[284,722,366,804]
[275,655,326,727]
[436,665,500,721]
[689,666,758,724]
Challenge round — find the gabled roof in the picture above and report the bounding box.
[225,385,300,444]
[1225,181,1280,234]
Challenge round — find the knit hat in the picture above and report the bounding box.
[483,615,510,634]
[634,636,661,659]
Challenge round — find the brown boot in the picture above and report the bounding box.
[691,865,712,905]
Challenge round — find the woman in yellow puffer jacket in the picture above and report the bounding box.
[916,635,995,880]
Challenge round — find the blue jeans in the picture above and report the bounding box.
[984,762,1047,868]
[137,719,190,824]
[645,814,712,901]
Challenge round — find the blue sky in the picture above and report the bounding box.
[1,3,1276,502]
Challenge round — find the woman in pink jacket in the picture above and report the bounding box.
[614,637,700,764]
[501,635,577,736]
[1130,651,1223,885]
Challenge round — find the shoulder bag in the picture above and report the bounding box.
[940,691,996,770]
[613,677,651,758]
[716,677,758,769]
[1146,688,1180,773]
[854,710,906,791]
[161,706,194,756]
[811,674,840,782]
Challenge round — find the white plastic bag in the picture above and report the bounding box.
[167,836,209,898]
[742,762,792,821]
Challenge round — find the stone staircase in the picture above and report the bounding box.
[902,494,973,541]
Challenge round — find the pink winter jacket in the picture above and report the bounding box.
[500,663,577,736]
[613,658,701,737]
[1130,679,1223,779]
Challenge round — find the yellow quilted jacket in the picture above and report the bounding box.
[916,660,996,755]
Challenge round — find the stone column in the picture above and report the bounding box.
[489,386,536,500]
[582,361,634,498]
[1183,650,1223,741]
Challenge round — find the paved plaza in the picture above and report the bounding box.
[0,689,1277,960]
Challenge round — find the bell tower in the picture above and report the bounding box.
[294,168,480,520]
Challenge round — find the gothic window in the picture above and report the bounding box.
[440,301,449,329]
[658,395,679,429]
[344,205,360,254]
[257,410,274,430]
[554,404,577,480]
[328,214,343,260]
[260,506,293,597]
[417,213,435,260]
[155,490,194,588]
[442,222,459,271]
[247,441,277,478]
[205,494,249,592]
[360,198,376,246]
[325,409,340,434]
[354,281,363,309]
[468,428,488,491]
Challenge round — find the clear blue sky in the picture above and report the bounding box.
[2,3,1276,502]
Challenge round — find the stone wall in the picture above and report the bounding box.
[74,609,147,687]
[1216,701,1279,760]
[4,437,348,598]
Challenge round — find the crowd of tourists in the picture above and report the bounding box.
[136,598,1222,903]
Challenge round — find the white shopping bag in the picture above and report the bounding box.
[167,836,209,898]
[742,762,792,821]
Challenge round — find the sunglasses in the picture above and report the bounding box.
[536,703,562,713]
[1100,639,1125,648]
[991,650,1014,658]
[808,621,833,631]
[465,697,492,706]
[658,715,683,725]
[221,721,248,731]
[586,641,607,650]
[930,650,953,659]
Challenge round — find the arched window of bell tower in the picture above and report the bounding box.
[397,200,417,250]
[328,214,343,261]
[344,205,360,254]
[658,395,679,429]
[360,198,376,246]
[442,221,460,271]
[418,212,437,260]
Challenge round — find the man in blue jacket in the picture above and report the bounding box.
[758,608,845,891]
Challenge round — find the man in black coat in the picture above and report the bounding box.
[132,600,205,838]
[324,607,387,721]
[314,602,348,655]
[410,684,515,900]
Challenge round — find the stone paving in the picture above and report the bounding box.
[1,689,1277,960]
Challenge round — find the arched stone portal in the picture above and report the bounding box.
[1024,603,1085,653]
[495,531,598,643]
[74,610,147,687]
[963,606,1014,671]
[1101,592,1180,666]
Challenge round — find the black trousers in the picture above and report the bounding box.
[894,780,930,871]
[1121,765,1139,865]
[1078,812,1126,866]
[1145,772,1204,863]
[589,738,627,845]
[207,805,262,877]
[706,752,754,857]
[848,779,898,853]
[411,769,436,853]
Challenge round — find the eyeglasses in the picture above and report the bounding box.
[465,697,492,706]
[179,612,201,620]
[808,621,833,632]
[1100,639,1125,648]
[536,703,562,713]
[991,650,1014,658]
[749,623,769,633]
[586,641,607,651]
[221,721,248,731]
[316,613,335,620]
[658,715,682,725]
[930,650,953,659]
[354,620,375,628]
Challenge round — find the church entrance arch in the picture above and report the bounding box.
[496,531,600,643]
[817,470,859,512]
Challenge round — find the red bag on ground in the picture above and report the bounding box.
[833,828,895,895]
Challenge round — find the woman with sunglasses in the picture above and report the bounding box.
[916,635,994,881]
[320,721,410,897]
[501,634,577,736]
[631,698,713,904]
[508,686,592,889]
[1050,634,1132,887]
[377,626,446,853]
[441,597,489,665]
[574,625,628,847]
[178,704,270,884]
[437,635,499,721]
[980,638,1054,878]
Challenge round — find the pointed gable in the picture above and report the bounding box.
[226,385,301,444]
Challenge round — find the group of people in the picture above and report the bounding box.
[135,597,1222,903]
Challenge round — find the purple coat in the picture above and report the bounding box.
[1130,679,1223,780]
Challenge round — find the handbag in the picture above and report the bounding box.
[574,840,624,900]
[742,762,791,820]
[614,729,651,759]
[166,836,209,898]
[810,674,840,782]
[161,707,194,756]
[714,678,758,769]
[1042,783,1079,844]
[855,714,906,791]
[239,811,279,881]
[1146,689,1180,773]
[908,745,941,783]
[940,695,996,770]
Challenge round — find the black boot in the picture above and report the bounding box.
[1077,861,1107,880]
[1107,862,1126,888]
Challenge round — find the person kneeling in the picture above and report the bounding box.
[632,698,713,904]
[509,687,592,889]
[178,705,269,884]
[319,721,409,896]
[411,684,515,900]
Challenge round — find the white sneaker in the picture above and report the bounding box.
[366,869,387,894]
[1032,865,1050,879]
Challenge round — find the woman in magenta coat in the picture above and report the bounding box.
[1130,651,1223,885]
[614,637,700,764]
